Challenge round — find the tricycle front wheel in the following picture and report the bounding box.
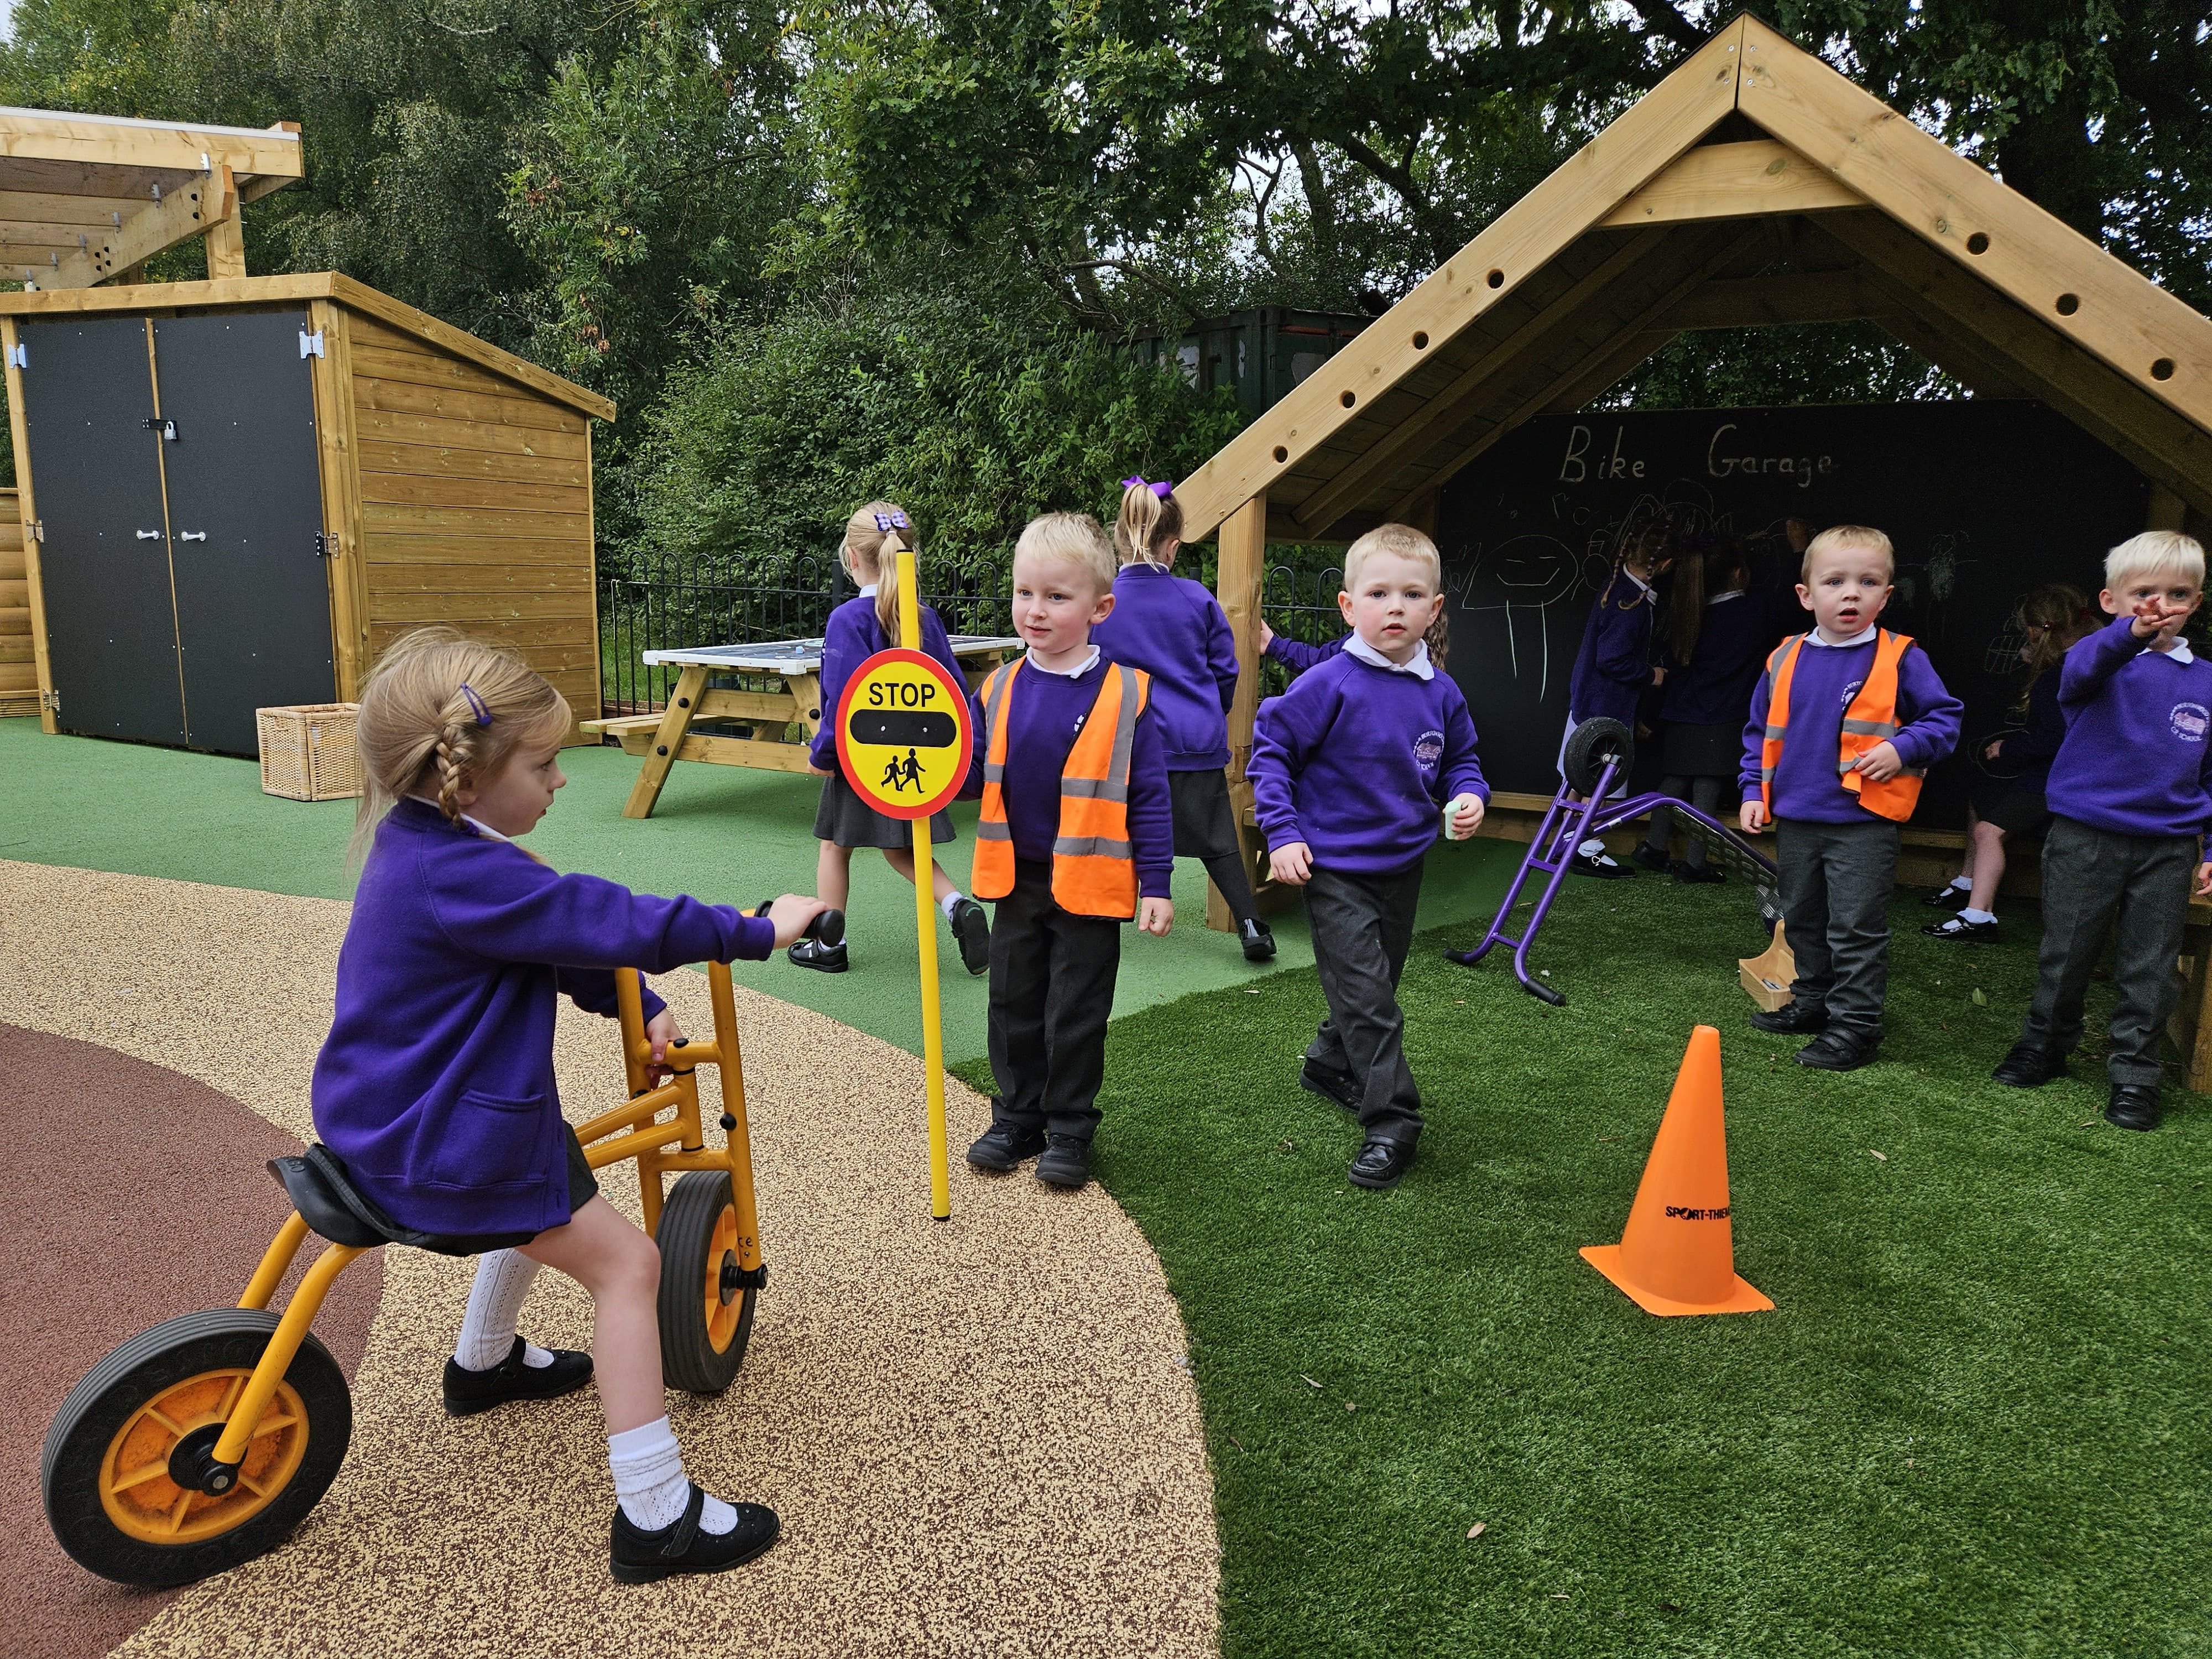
[654,1170,757,1394]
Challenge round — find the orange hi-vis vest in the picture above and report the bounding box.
[971,659,1152,919]
[1759,628,1926,823]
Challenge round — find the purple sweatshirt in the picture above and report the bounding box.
[810,593,962,769]
[1659,591,1789,727]
[1089,564,1240,770]
[1738,631,1963,823]
[1265,633,1344,675]
[2046,614,2212,839]
[311,799,773,1236]
[1249,649,1488,875]
[1568,566,1657,727]
[962,654,1173,903]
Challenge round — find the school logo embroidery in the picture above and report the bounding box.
[1413,730,1445,769]
[1840,679,1864,710]
[2171,702,2209,743]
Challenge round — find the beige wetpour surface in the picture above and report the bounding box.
[0,859,1219,1658]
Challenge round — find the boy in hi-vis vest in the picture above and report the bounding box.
[1739,525,1962,1072]
[961,513,1173,1192]
[1249,524,1489,1192]
[1991,531,2212,1131]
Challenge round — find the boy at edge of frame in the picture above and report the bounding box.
[1739,524,1962,1073]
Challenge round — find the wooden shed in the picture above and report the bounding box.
[1174,11,2212,916]
[0,273,614,754]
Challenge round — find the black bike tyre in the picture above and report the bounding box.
[43,1308,352,1588]
[655,1170,756,1394]
[1562,717,1635,798]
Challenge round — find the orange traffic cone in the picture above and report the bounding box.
[1580,1025,1773,1316]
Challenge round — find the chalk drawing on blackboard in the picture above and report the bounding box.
[1454,534,1583,695]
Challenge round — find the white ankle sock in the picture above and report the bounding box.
[1578,838,1609,858]
[454,1249,555,1371]
[1958,907,1996,924]
[1947,876,1972,891]
[607,1417,736,1535]
[940,890,966,919]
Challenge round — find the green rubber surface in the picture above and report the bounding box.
[0,717,1519,1060]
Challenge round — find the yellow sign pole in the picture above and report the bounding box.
[896,547,953,1220]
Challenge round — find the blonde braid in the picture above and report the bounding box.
[434,718,471,825]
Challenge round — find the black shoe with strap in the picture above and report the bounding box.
[1795,1028,1881,1072]
[1571,849,1635,880]
[1922,884,1971,910]
[443,1336,593,1417]
[1035,1135,1093,1190]
[1991,1042,2068,1088]
[610,1484,781,1584]
[966,1116,1047,1172]
[950,897,992,976]
[1670,861,1725,885]
[1298,1058,1360,1113]
[1240,918,1277,962]
[1348,1138,1416,1190]
[1750,999,1828,1035]
[1627,842,1672,874]
[1923,914,1999,942]
[2105,1082,2164,1131]
[787,936,849,973]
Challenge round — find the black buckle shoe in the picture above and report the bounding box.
[1670,861,1724,885]
[610,1484,780,1584]
[2105,1082,2164,1131]
[1627,842,1672,873]
[950,897,992,976]
[1240,918,1277,962]
[1750,999,1828,1034]
[1348,1138,1415,1190]
[966,1114,1047,1172]
[1922,884,1971,909]
[1035,1135,1092,1190]
[1991,1042,2068,1088]
[1570,849,1634,879]
[442,1336,593,1417]
[1923,914,1999,942]
[1795,1029,1880,1072]
[787,936,848,974]
[1298,1058,1359,1113]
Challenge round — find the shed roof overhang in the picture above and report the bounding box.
[1177,12,2212,543]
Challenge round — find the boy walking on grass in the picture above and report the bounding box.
[1249,524,1488,1191]
[1992,531,2212,1130]
[1739,525,1962,1072]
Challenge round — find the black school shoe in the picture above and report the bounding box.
[442,1336,593,1417]
[1750,999,1829,1035]
[1627,842,1672,873]
[788,936,848,973]
[1795,1029,1880,1072]
[1348,1138,1416,1190]
[1299,1058,1360,1113]
[1240,919,1277,962]
[1991,1042,2068,1088]
[2105,1083,2164,1131]
[1922,883,1971,910]
[966,1115,1047,1172]
[1923,914,1999,942]
[610,1485,780,1584]
[1671,862,1725,885]
[1571,849,1634,879]
[1035,1136,1093,1190]
[950,898,992,976]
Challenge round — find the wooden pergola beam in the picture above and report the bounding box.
[0,106,301,183]
[1598,139,1861,228]
[1666,268,1874,330]
[40,165,233,286]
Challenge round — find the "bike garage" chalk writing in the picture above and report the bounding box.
[1705,421,1835,489]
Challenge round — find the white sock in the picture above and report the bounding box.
[1947,876,1971,892]
[1578,838,1610,858]
[940,890,966,919]
[454,1249,555,1371]
[1958,907,1996,925]
[608,1417,736,1535]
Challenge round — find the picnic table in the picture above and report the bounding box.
[582,635,1021,820]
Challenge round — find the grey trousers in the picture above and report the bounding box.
[2021,815,2195,1086]
[1640,775,1726,869]
[1776,817,1901,1039]
[1305,862,1425,1145]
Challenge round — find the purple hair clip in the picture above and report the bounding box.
[1121,475,1173,500]
[458,683,493,728]
[873,509,910,532]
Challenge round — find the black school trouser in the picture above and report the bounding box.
[1776,817,1900,1040]
[1305,861,1426,1145]
[2020,815,2195,1087]
[987,860,1123,1144]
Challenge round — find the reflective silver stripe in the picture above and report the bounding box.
[1840,719,1898,737]
[1107,664,1140,791]
[1062,776,1129,801]
[1763,723,1786,740]
[1055,835,1131,859]
[983,762,1005,782]
[976,820,1013,841]
[1760,765,1778,781]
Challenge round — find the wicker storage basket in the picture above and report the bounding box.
[257,703,364,801]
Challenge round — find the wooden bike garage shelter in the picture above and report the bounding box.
[1,275,615,754]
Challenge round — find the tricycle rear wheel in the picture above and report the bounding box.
[654,1170,757,1394]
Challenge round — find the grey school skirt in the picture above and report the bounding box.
[813,768,956,849]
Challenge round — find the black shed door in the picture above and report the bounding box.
[153,311,333,755]
[17,317,184,745]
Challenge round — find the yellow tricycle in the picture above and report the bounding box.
[39,910,834,1589]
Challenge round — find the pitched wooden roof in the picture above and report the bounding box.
[0,107,302,287]
[1177,12,2212,542]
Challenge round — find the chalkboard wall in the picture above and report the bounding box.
[1433,401,2150,824]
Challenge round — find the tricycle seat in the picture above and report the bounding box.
[267,1145,529,1258]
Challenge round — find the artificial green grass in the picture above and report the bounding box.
[1024,873,2212,1657]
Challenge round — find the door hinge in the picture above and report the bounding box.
[314,531,337,559]
[5,343,23,369]
[143,417,178,441]
[299,329,325,360]
[30,520,43,543]
[39,688,59,714]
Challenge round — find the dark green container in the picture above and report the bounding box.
[1130,308,1370,422]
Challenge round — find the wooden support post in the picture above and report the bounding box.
[1,317,56,733]
[307,298,368,699]
[1212,492,1271,932]
[202,169,246,280]
[622,664,707,819]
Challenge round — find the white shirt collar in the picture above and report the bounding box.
[462,814,512,842]
[857,582,878,598]
[1623,568,1654,601]
[1806,624,1877,649]
[2145,637,2196,665]
[1707,589,1746,607]
[1025,644,1100,678]
[1345,635,1435,680]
